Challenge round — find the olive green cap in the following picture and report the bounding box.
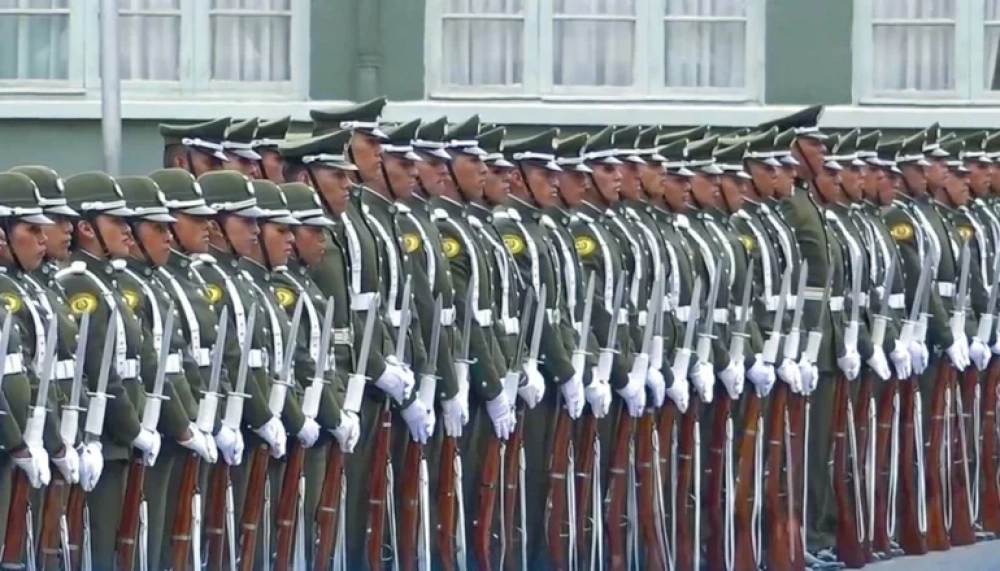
[117,176,176,223]
[612,125,644,164]
[829,128,865,167]
[685,136,724,174]
[8,165,78,217]
[985,131,1000,158]
[856,130,882,164]
[413,117,452,160]
[504,128,562,171]
[64,172,135,218]
[955,131,992,163]
[897,131,931,166]
[659,139,695,178]
[382,119,423,161]
[772,128,800,166]
[755,105,828,140]
[921,122,949,157]
[875,138,904,174]
[713,141,752,179]
[148,169,217,217]
[254,116,292,149]
[224,118,262,161]
[280,182,335,228]
[158,117,231,161]
[636,126,662,151]
[583,126,622,165]
[0,172,53,224]
[445,116,487,157]
[279,130,358,171]
[722,127,781,167]
[656,125,709,148]
[476,127,513,167]
[941,138,970,172]
[555,133,592,173]
[252,180,300,225]
[311,97,388,139]
[196,171,267,219]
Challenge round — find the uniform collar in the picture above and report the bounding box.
[126,257,155,277]
[543,206,572,226]
[208,245,241,269]
[508,195,541,219]
[579,200,606,219]
[240,256,271,280]
[166,249,193,271]
[360,185,394,210]
[72,249,114,274]
[435,195,466,217]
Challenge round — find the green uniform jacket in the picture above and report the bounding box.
[684,209,736,371]
[825,204,876,362]
[650,208,700,374]
[854,202,905,352]
[0,302,26,453]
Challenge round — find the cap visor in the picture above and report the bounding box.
[490,158,515,169]
[891,166,903,174]
[917,157,932,167]
[104,206,136,217]
[702,164,724,175]
[317,161,359,171]
[302,215,336,228]
[45,204,80,217]
[781,155,800,166]
[736,171,752,180]
[600,156,624,166]
[405,150,423,162]
[823,161,843,171]
[675,166,696,178]
[233,148,263,161]
[428,148,452,160]
[370,127,388,141]
[22,213,54,225]
[545,160,563,172]
[141,213,178,223]
[851,158,866,167]
[235,205,268,218]
[625,155,646,165]
[574,164,594,174]
[269,215,302,226]
[460,146,488,158]
[763,157,782,167]
[651,153,666,162]
[179,204,218,216]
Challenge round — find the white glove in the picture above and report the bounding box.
[180,423,216,462]
[215,425,244,466]
[560,372,585,419]
[486,393,515,440]
[720,360,746,399]
[52,440,80,484]
[617,372,646,418]
[13,446,50,489]
[889,340,912,380]
[331,411,360,453]
[947,338,970,371]
[132,428,162,467]
[203,431,218,463]
[837,349,862,381]
[866,346,892,381]
[254,417,287,459]
[691,361,715,403]
[909,340,929,376]
[585,368,612,418]
[401,400,434,444]
[441,397,465,438]
[665,375,690,413]
[777,358,802,394]
[78,441,104,492]
[376,362,416,403]
[970,337,991,371]
[798,359,818,395]
[646,368,666,408]
[746,355,775,396]
[297,418,321,448]
[519,362,546,409]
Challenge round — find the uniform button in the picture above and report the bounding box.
[213,325,218,332]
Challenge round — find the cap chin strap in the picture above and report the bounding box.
[307,167,338,220]
[127,220,155,265]
[80,213,112,258]
[379,161,397,198]
[2,218,24,272]
[517,164,539,208]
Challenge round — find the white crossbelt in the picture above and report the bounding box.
[2,353,24,376]
[54,359,75,380]
[936,282,955,298]
[119,358,140,380]
[829,296,845,312]
[441,308,456,327]
[193,348,211,368]
[350,292,377,312]
[712,308,729,324]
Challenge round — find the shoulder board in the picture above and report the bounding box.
[195,253,217,264]
[506,208,521,222]
[396,203,411,214]
[110,259,127,271]
[467,216,483,229]
[577,212,594,223]
[540,215,556,229]
[432,208,449,221]
[674,214,691,229]
[823,209,838,222]
[735,210,750,220]
[55,261,87,279]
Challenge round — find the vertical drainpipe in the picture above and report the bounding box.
[355,0,381,101]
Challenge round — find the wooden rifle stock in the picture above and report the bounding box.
[924,364,952,551]
[238,444,271,571]
[831,376,865,568]
[635,410,666,570]
[853,372,875,563]
[765,383,804,571]
[115,455,147,571]
[896,378,927,555]
[734,391,761,571]
[171,453,200,571]
[606,411,633,571]
[573,414,598,569]
[314,443,344,571]
[787,392,807,553]
[872,378,898,554]
[502,407,524,571]
[674,405,698,571]
[2,468,31,568]
[399,441,423,571]
[545,410,573,571]
[365,405,393,571]
[38,471,69,570]
[436,435,459,571]
[949,368,978,546]
[204,461,230,570]
[474,433,502,571]
[705,396,730,571]
[65,484,86,571]
[274,443,306,571]
[981,359,1000,534]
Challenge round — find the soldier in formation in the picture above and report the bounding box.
[2,100,1000,571]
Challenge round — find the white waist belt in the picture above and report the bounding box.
[440,307,456,327]
[829,296,844,312]
[475,309,493,327]
[858,292,869,307]
[166,353,182,375]
[764,295,780,312]
[547,309,560,325]
[786,294,797,307]
[503,317,519,336]
[119,358,139,380]
[617,308,628,326]
[3,353,24,376]
[888,293,905,310]
[248,349,266,369]
[194,347,211,367]
[937,282,955,298]
[637,311,648,327]
[676,306,691,323]
[803,287,826,301]
[350,292,377,311]
[54,359,74,380]
[663,295,674,311]
[389,309,402,327]
[333,328,352,345]
[734,306,752,321]
[712,308,729,324]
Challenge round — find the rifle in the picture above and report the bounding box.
[402,295,441,571]
[205,303,255,571]
[2,311,48,570]
[116,302,176,571]
[981,358,1000,534]
[316,293,376,570]
[38,310,89,570]
[239,296,302,571]
[172,307,228,571]
[475,288,534,571]
[502,404,525,571]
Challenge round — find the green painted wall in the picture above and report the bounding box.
[310,0,357,100]
[380,0,427,100]
[0,121,163,176]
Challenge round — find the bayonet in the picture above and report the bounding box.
[649,279,668,372]
[303,299,335,421]
[503,289,535,405]
[60,311,90,445]
[696,259,724,364]
[783,260,809,362]
[417,297,443,409]
[902,250,934,346]
[458,282,474,363]
[670,277,702,384]
[844,253,863,353]
[222,303,257,432]
[762,263,789,365]
[269,295,304,416]
[195,307,228,435]
[394,275,413,365]
[951,240,971,338]
[84,307,119,440]
[25,316,60,448]
[871,255,897,349]
[730,259,757,365]
[343,293,379,415]
[528,285,547,365]
[572,274,596,379]
[142,302,176,432]
[979,250,1000,342]
[597,277,627,383]
[803,266,836,365]
[641,279,663,356]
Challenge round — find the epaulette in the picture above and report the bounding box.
[674,214,690,229]
[110,259,127,271]
[468,216,483,229]
[55,261,87,279]
[396,203,411,214]
[577,212,594,223]
[540,215,556,229]
[193,253,217,264]
[493,210,511,220]
[431,208,449,221]
[507,209,521,222]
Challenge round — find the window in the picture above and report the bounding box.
[855,0,1000,102]
[425,0,763,101]
[0,0,307,97]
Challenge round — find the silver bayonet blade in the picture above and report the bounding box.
[354,293,379,379]
[735,258,756,334]
[317,298,335,376]
[511,288,535,367]
[577,273,596,354]
[880,254,898,314]
[459,281,474,361]
[394,275,413,364]
[956,239,971,315]
[701,258,725,336]
[771,263,791,335]
[681,278,702,351]
[234,303,258,396]
[641,279,663,354]
[280,295,305,384]
[95,307,118,396]
[35,313,60,410]
[208,307,230,394]
[528,284,547,361]
[605,276,627,351]
[987,248,1000,317]
[848,253,862,327]
[68,311,91,410]
[909,251,933,323]
[426,296,443,377]
[144,302,177,430]
[789,260,809,333]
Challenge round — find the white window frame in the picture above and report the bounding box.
[424,0,765,102]
[0,0,309,100]
[853,0,1000,105]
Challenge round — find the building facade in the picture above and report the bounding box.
[0,0,996,174]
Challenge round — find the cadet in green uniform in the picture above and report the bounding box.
[59,171,161,565]
[160,118,232,176]
[255,116,293,184]
[115,175,216,569]
[223,117,264,179]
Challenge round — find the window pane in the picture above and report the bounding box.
[554,20,634,86]
[872,24,954,91]
[119,2,181,81]
[665,0,745,17]
[873,0,954,20]
[986,1,1000,90]
[555,0,634,16]
[445,0,523,14]
[665,21,745,88]
[211,17,291,81]
[443,18,523,86]
[0,0,69,81]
